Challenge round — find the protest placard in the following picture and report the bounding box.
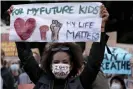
[9,2,102,42]
[1,42,18,56]
[101,47,133,74]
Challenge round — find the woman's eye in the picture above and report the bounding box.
[53,61,59,64]
[63,61,69,64]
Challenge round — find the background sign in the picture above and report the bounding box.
[1,42,17,56]
[101,47,132,74]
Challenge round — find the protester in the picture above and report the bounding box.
[110,76,126,89]
[15,5,109,89]
[10,61,20,80]
[1,49,15,89]
[9,60,21,88]
[127,79,133,89]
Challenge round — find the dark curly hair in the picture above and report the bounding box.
[41,42,84,77]
[110,76,126,89]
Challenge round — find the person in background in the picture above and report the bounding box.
[9,60,20,88]
[92,71,109,89]
[1,49,15,89]
[110,76,126,89]
[18,68,32,84]
[128,79,133,89]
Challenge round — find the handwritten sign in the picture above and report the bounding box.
[1,42,18,56]
[9,2,102,42]
[101,47,132,74]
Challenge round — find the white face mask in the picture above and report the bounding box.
[10,64,19,71]
[111,83,121,89]
[51,63,70,79]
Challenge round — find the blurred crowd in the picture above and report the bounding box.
[1,48,41,89]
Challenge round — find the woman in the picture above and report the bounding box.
[15,5,109,89]
[110,76,126,89]
[1,49,15,89]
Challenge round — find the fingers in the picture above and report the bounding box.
[100,5,109,21]
[100,5,107,17]
[7,5,14,14]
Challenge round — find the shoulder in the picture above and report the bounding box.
[1,67,12,77]
[19,73,28,77]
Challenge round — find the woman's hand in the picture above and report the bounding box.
[100,5,109,32]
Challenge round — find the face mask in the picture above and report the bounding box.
[10,64,19,71]
[110,83,121,89]
[51,63,70,79]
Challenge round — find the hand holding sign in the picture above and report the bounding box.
[100,5,109,32]
[50,20,62,41]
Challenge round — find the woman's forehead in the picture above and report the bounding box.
[53,52,70,60]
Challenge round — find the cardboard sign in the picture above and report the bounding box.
[9,2,102,42]
[101,47,132,74]
[1,42,18,56]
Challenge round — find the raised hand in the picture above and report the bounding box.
[100,5,109,32]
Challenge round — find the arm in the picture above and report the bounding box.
[80,32,109,88]
[80,5,109,89]
[16,42,44,84]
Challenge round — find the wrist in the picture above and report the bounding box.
[101,22,106,28]
[101,27,105,32]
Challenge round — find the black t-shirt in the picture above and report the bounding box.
[53,79,66,89]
